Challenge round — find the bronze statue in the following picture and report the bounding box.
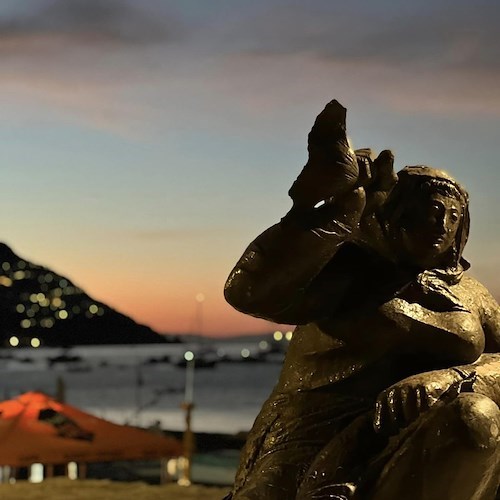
[224,100,500,499]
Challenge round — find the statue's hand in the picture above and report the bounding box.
[360,149,397,217]
[373,369,475,435]
[285,100,397,238]
[288,100,359,210]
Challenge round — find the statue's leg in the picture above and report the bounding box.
[298,393,500,500]
[369,393,500,500]
[297,413,385,499]
[232,390,371,500]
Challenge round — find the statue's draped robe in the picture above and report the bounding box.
[229,242,500,499]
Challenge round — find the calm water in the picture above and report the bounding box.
[0,342,283,434]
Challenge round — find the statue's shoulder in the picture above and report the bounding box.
[459,273,493,296]
[458,273,499,316]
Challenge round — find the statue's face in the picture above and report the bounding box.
[398,192,462,268]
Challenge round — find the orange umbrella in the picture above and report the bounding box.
[0,392,183,467]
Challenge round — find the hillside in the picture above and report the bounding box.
[0,243,167,347]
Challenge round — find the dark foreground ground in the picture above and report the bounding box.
[0,478,229,500]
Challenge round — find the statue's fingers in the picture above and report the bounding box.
[355,148,373,187]
[311,187,366,232]
[386,388,400,431]
[355,148,373,158]
[422,386,437,411]
[373,149,394,173]
[339,187,366,213]
[371,149,397,192]
[400,386,418,426]
[415,385,426,414]
[373,393,387,433]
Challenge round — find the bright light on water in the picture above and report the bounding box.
[1,342,283,434]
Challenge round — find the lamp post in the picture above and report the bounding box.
[178,292,204,486]
[178,350,195,486]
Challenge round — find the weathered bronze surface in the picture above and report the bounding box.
[224,100,500,499]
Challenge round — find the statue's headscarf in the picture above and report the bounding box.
[382,166,470,311]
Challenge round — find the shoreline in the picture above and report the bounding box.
[164,429,247,452]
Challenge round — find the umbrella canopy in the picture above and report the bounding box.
[0,392,183,467]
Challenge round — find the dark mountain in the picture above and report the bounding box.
[0,243,167,347]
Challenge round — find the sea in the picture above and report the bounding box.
[0,340,283,435]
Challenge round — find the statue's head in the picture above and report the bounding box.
[383,166,470,271]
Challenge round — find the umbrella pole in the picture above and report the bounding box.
[45,464,54,478]
[79,462,87,479]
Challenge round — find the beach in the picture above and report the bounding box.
[0,342,280,491]
[0,478,229,500]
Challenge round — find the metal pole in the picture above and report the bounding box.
[178,352,196,486]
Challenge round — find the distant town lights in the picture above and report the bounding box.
[57,310,69,320]
[285,331,293,341]
[241,348,250,358]
[13,270,25,280]
[0,276,12,287]
[273,331,283,341]
[31,338,41,348]
[9,336,19,347]
[41,318,54,328]
[184,351,195,362]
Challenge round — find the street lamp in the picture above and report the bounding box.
[178,350,195,486]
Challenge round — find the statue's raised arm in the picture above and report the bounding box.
[224,100,396,325]
[224,100,500,500]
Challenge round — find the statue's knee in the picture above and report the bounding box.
[450,393,500,451]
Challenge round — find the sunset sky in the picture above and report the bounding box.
[1,0,499,336]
